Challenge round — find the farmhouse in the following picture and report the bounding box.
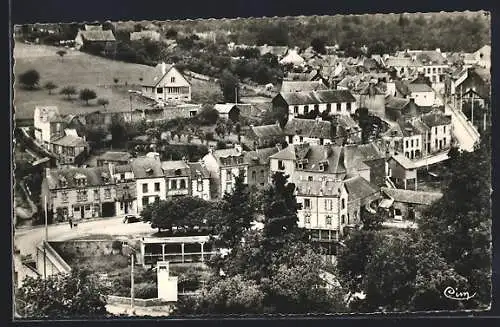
[379,187,443,221]
[245,123,284,149]
[74,25,116,51]
[96,151,133,167]
[213,103,241,122]
[283,117,333,146]
[141,62,191,102]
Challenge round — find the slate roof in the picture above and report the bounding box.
[344,176,379,201]
[259,45,289,57]
[161,160,191,177]
[250,124,283,139]
[407,83,433,93]
[211,148,246,166]
[421,111,452,127]
[395,80,411,97]
[97,151,132,162]
[384,57,421,67]
[415,51,447,65]
[214,103,239,115]
[279,90,356,106]
[382,124,404,138]
[269,145,296,161]
[46,166,112,189]
[51,135,88,147]
[346,143,385,162]
[381,187,443,205]
[283,118,332,139]
[390,154,416,170]
[385,95,410,110]
[113,164,134,174]
[295,180,343,197]
[130,157,164,179]
[244,147,280,166]
[141,63,174,87]
[79,30,116,42]
[187,162,210,179]
[281,80,328,93]
[35,106,63,122]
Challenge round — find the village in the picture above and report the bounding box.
[13,14,491,317]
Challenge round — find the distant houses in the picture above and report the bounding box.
[141,62,192,102]
[74,25,116,51]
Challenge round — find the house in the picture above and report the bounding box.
[279,49,305,66]
[379,187,443,220]
[280,80,328,93]
[387,154,418,190]
[259,45,289,58]
[472,45,491,70]
[412,49,448,87]
[161,160,191,198]
[187,162,211,200]
[283,117,334,146]
[141,62,191,102]
[244,146,280,188]
[245,122,284,149]
[451,67,491,102]
[383,56,421,78]
[34,106,65,149]
[43,165,119,222]
[213,103,241,122]
[74,25,116,51]
[355,83,386,114]
[130,30,161,42]
[419,110,452,155]
[395,80,435,107]
[202,144,248,198]
[109,164,137,216]
[384,96,418,121]
[273,90,357,121]
[296,174,379,242]
[132,156,166,212]
[50,132,89,167]
[96,151,132,167]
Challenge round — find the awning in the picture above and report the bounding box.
[379,198,394,209]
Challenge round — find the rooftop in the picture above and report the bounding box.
[421,111,452,127]
[130,157,164,179]
[385,96,410,110]
[344,175,379,201]
[161,160,190,177]
[249,123,283,139]
[46,166,112,189]
[79,30,116,42]
[279,89,356,106]
[390,154,417,170]
[407,83,434,93]
[97,151,132,162]
[381,187,443,205]
[281,80,327,93]
[283,118,332,139]
[51,135,88,147]
[187,162,210,179]
[244,147,280,165]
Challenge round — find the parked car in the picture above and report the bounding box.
[123,215,141,224]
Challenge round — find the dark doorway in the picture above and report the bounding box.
[80,207,84,219]
[102,202,116,217]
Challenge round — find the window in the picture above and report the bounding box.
[443,138,447,146]
[171,180,178,190]
[305,213,311,224]
[299,136,304,143]
[405,140,409,148]
[156,87,163,93]
[304,198,311,209]
[336,103,341,112]
[341,198,345,209]
[432,67,436,73]
[77,190,88,202]
[443,125,446,133]
[326,215,332,225]
[197,179,203,192]
[435,139,438,148]
[435,127,438,134]
[171,76,176,83]
[314,104,319,112]
[155,196,160,202]
[411,139,414,147]
[304,105,309,115]
[278,160,285,170]
[120,173,125,181]
[260,170,265,178]
[154,182,160,192]
[308,176,313,182]
[61,191,68,203]
[51,191,57,199]
[142,183,148,193]
[354,210,358,219]
[226,170,232,180]
[226,182,232,193]
[294,106,299,114]
[85,205,91,211]
[346,103,352,111]
[326,103,331,112]
[104,188,111,199]
[341,214,345,224]
[252,171,257,181]
[416,139,419,147]
[325,199,333,211]
[142,196,149,206]
[180,179,186,189]
[239,169,246,179]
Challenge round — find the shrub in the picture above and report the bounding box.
[134,282,158,299]
[19,69,40,89]
[111,240,123,251]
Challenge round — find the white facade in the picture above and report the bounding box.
[142,64,191,102]
[34,106,63,148]
[220,166,248,195]
[136,177,166,212]
[402,135,423,159]
[288,135,333,146]
[411,91,435,107]
[191,178,211,200]
[427,124,452,154]
[166,176,190,197]
[269,157,296,177]
[288,101,357,120]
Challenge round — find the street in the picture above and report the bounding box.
[14,217,156,257]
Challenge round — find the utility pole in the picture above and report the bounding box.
[235,87,238,104]
[483,102,488,132]
[471,92,475,126]
[130,254,135,309]
[43,195,48,279]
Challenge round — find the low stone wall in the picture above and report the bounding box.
[107,295,173,307]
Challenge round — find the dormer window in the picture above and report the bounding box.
[175,169,182,176]
[145,168,153,175]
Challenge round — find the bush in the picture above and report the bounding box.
[134,282,158,299]
[111,240,123,251]
[19,69,40,89]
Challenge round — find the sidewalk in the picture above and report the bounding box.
[15,215,122,232]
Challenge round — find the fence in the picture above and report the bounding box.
[107,295,173,307]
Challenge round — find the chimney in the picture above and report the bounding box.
[435,48,441,53]
[276,143,282,152]
[234,144,242,154]
[161,62,167,75]
[411,55,417,62]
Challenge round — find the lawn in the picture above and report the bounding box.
[14,43,226,121]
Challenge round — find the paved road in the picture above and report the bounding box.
[14,217,156,257]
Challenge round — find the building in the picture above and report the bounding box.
[141,62,191,102]
[109,164,137,216]
[471,45,491,70]
[132,156,166,213]
[379,187,443,220]
[283,117,333,146]
[74,25,116,51]
[34,106,65,149]
[202,144,248,198]
[244,147,280,188]
[161,160,191,198]
[96,151,132,167]
[280,80,328,93]
[50,130,89,167]
[130,30,161,42]
[395,81,436,107]
[384,96,418,122]
[387,154,418,190]
[187,162,211,200]
[273,89,357,121]
[43,165,119,222]
[419,111,452,154]
[383,56,421,78]
[213,103,241,122]
[245,123,284,150]
[450,67,491,102]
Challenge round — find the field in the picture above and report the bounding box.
[13,43,223,121]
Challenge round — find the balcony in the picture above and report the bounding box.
[167,189,189,196]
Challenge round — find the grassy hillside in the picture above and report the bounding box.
[13,43,223,121]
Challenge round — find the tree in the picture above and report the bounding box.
[360,208,384,230]
[165,28,178,39]
[215,121,226,138]
[16,269,109,318]
[97,98,109,108]
[44,81,57,95]
[234,122,242,142]
[311,37,327,54]
[219,69,239,103]
[60,86,77,99]
[79,88,97,105]
[19,69,40,89]
[196,105,220,125]
[109,115,129,148]
[56,50,67,61]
